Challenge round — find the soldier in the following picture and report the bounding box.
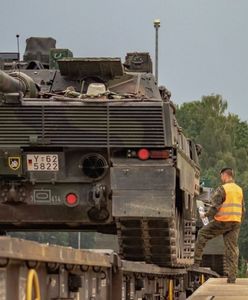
[194,167,246,283]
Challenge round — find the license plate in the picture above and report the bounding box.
[27,154,59,171]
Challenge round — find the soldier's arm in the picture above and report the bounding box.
[205,186,225,218]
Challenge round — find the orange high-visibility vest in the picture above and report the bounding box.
[214,182,243,222]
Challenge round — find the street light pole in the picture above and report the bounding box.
[153,19,161,84]
[78,232,81,249]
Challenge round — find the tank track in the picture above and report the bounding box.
[117,217,195,267]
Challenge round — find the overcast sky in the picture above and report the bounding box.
[1,0,248,120]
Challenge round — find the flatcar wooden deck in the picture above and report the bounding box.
[188,278,248,299]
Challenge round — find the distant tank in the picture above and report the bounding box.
[0,37,201,267]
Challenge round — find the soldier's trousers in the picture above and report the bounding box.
[194,220,240,279]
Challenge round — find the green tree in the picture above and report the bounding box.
[176,94,248,259]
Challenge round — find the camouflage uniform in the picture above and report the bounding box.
[194,181,245,281]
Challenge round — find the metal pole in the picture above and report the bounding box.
[78,232,81,249]
[153,19,160,83]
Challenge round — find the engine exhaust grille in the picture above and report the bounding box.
[0,103,165,147]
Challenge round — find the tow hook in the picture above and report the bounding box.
[87,184,109,221]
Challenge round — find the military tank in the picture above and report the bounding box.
[0,37,200,267]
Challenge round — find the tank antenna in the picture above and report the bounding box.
[153,19,160,84]
[16,34,20,68]
[16,34,21,92]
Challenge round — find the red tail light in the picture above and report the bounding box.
[150,150,170,159]
[137,148,150,160]
[129,149,171,160]
[65,193,78,207]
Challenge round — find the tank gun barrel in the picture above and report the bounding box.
[0,70,38,98]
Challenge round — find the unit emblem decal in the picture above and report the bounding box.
[8,157,21,171]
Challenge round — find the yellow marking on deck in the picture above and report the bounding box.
[188,278,248,300]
